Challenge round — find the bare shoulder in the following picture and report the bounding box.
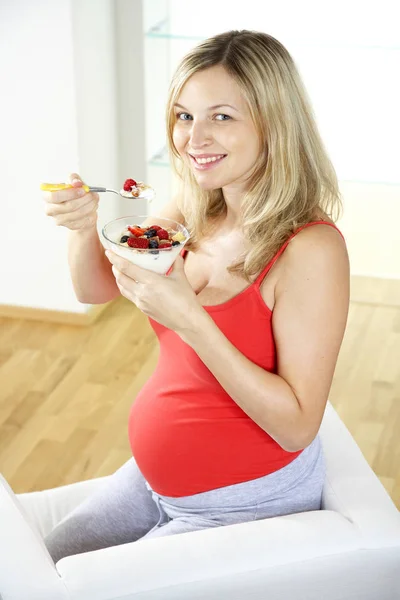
[276,221,350,301]
[287,221,348,270]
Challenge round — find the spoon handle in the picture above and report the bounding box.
[88,187,108,193]
[40,183,112,194]
[40,182,90,192]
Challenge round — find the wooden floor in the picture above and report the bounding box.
[0,287,399,509]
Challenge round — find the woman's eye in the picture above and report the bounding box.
[176,112,192,121]
[175,112,231,122]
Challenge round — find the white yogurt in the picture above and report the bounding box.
[113,245,181,274]
[102,230,184,275]
[120,186,155,201]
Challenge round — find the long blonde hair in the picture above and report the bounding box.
[166,30,343,281]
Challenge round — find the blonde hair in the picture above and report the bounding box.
[166,30,343,281]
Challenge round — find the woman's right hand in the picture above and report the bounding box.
[42,173,100,231]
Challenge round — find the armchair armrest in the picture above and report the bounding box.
[58,509,358,600]
[0,474,68,600]
[320,403,400,547]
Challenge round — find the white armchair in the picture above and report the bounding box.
[1,402,400,600]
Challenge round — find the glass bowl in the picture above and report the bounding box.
[101,215,190,275]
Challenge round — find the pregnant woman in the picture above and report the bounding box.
[42,29,350,563]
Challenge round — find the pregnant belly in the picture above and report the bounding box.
[128,389,300,497]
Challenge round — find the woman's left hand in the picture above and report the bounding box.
[105,250,205,335]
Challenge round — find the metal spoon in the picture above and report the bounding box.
[40,183,155,201]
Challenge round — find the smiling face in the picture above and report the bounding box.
[172,65,261,193]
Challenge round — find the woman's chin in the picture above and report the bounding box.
[197,182,218,191]
[194,174,223,191]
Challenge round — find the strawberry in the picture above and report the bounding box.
[136,227,147,236]
[149,225,162,231]
[159,241,172,249]
[127,237,149,249]
[128,226,146,237]
[157,228,169,240]
[123,178,137,191]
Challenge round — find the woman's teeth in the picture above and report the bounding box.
[194,154,225,164]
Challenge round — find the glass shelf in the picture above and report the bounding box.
[145,19,400,50]
[146,18,204,41]
[148,146,170,167]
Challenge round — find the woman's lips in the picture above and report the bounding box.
[189,154,227,171]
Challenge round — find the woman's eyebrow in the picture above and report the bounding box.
[174,103,239,112]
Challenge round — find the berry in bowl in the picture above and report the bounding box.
[101,216,190,275]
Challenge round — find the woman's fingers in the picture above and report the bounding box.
[44,194,93,215]
[44,194,99,217]
[42,185,86,204]
[69,172,84,187]
[50,200,99,227]
[43,173,100,231]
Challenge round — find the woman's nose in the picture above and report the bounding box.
[189,120,212,148]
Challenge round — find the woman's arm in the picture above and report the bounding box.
[179,226,350,452]
[68,226,121,304]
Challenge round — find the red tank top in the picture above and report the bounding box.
[128,221,345,497]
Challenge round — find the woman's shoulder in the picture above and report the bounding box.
[282,212,349,282]
[292,210,345,246]
[268,214,349,324]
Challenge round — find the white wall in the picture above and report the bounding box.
[0,0,128,312]
[70,0,120,229]
[0,0,81,312]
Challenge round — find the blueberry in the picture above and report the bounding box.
[148,239,159,248]
[144,228,158,238]
[172,240,181,246]
[120,235,129,243]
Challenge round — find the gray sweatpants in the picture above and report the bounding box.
[45,435,325,563]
